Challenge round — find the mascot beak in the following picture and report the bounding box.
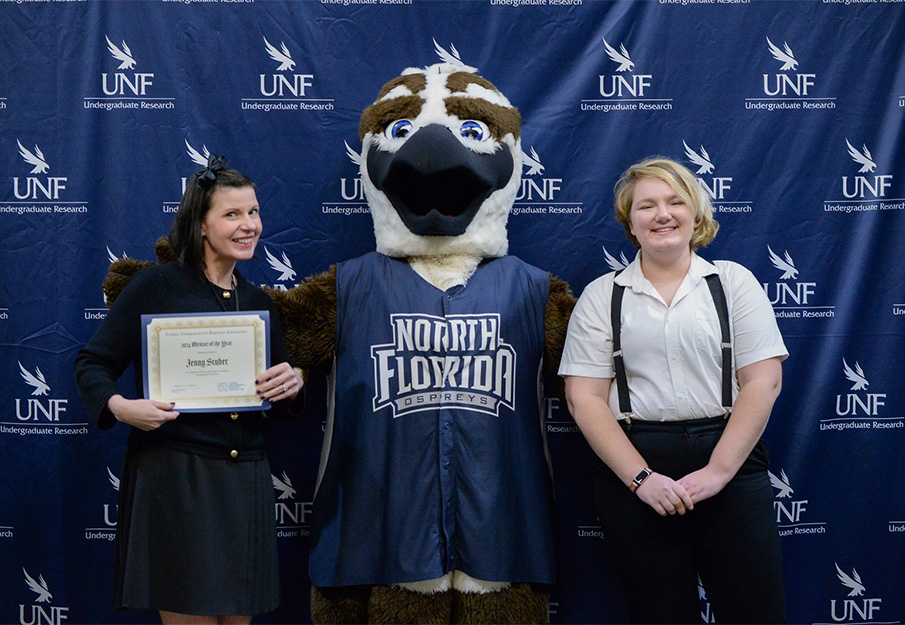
[366,124,514,237]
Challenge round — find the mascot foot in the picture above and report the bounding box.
[311,585,370,625]
[368,585,453,624]
[452,584,549,625]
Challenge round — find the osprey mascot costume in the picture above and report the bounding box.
[276,62,576,624]
[100,62,575,624]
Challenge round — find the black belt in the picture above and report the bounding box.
[619,414,729,434]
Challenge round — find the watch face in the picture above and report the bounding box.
[634,469,650,482]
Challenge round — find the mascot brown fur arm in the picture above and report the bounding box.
[544,275,577,380]
[102,237,178,306]
[264,267,337,378]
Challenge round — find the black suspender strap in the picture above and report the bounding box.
[705,273,733,413]
[610,276,633,417]
[610,271,733,418]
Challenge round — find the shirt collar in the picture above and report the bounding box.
[614,250,717,293]
[689,251,718,280]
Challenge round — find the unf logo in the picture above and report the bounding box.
[599,38,651,98]
[763,37,815,96]
[272,470,313,527]
[698,577,715,623]
[769,469,808,524]
[836,359,885,417]
[842,139,892,199]
[13,140,67,200]
[106,246,127,264]
[85,468,120,540]
[763,246,815,306]
[260,36,313,97]
[103,35,154,96]
[264,247,297,283]
[104,467,119,527]
[433,38,472,69]
[684,141,732,201]
[516,146,562,202]
[603,245,630,272]
[340,140,366,201]
[19,569,68,625]
[371,313,517,418]
[831,563,882,622]
[178,139,212,196]
[263,247,300,292]
[16,362,68,422]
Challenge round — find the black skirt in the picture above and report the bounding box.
[114,444,280,616]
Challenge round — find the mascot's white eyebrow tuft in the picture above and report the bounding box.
[379,85,415,101]
[460,84,512,109]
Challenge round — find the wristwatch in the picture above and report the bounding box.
[630,468,652,493]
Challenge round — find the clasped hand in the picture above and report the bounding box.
[636,466,731,516]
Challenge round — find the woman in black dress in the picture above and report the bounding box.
[74,155,303,625]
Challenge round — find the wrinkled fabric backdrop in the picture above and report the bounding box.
[1,1,903,623]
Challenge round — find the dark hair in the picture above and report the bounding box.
[168,165,256,276]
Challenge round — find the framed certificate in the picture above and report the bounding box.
[141,311,271,412]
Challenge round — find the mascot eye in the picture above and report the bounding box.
[459,120,488,142]
[386,120,413,140]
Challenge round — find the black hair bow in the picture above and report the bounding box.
[196,154,229,188]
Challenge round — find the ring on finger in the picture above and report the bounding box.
[281,383,288,392]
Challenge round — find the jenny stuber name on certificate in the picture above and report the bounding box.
[141,311,271,412]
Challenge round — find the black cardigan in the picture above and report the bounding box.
[74,262,302,460]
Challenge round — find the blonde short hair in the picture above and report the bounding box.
[613,157,718,251]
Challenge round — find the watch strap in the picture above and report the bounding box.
[630,468,652,493]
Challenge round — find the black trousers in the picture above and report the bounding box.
[594,417,786,624]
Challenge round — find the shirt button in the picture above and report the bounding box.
[230,412,239,421]
[230,450,239,459]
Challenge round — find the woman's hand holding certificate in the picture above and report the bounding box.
[142,311,271,412]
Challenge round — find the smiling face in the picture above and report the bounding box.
[613,158,719,253]
[201,186,261,272]
[628,177,695,257]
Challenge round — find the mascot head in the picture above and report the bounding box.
[359,63,522,258]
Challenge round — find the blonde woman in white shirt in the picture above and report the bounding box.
[559,157,787,624]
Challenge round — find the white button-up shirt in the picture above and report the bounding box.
[559,252,788,422]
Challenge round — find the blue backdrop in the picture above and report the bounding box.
[2,1,904,624]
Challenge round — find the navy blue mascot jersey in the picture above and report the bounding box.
[309,252,556,587]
